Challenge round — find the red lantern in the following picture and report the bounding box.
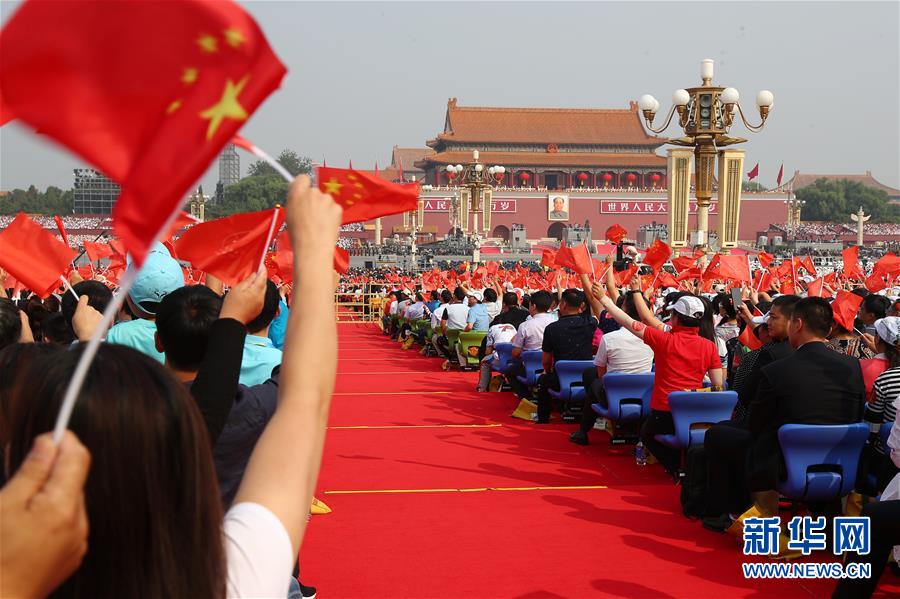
[447,170,457,179]
[577,172,589,181]
[626,173,637,186]
[602,173,613,182]
[650,173,661,182]
[519,172,530,181]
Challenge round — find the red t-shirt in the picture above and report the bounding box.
[642,325,721,411]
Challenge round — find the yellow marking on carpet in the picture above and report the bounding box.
[329,424,502,430]
[325,485,608,495]
[333,391,454,396]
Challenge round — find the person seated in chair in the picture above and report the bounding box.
[703,297,866,533]
[504,291,554,399]
[534,283,600,424]
[569,288,654,445]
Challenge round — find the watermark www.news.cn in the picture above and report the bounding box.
[741,516,872,580]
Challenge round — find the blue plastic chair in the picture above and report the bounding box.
[776,423,869,503]
[592,372,655,423]
[548,360,594,403]
[515,350,544,387]
[654,391,738,450]
[492,343,515,373]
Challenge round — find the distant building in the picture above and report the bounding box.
[218,143,240,187]
[73,168,120,214]
[416,98,667,189]
[776,170,900,202]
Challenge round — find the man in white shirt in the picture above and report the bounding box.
[504,290,555,399]
[427,290,452,356]
[437,288,469,365]
[570,291,654,445]
[483,287,502,322]
[476,322,517,392]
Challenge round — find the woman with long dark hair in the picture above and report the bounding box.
[3,176,342,598]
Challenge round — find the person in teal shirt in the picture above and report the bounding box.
[465,291,490,332]
[106,243,183,363]
[267,298,289,349]
[241,280,283,386]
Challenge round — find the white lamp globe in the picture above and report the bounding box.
[672,89,690,106]
[720,87,739,105]
[638,94,657,112]
[475,164,483,172]
[455,164,463,171]
[756,90,774,108]
[651,97,660,113]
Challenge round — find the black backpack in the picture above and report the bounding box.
[680,445,715,519]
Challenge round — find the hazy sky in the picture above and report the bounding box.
[1,0,898,193]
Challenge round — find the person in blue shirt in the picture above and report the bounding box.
[240,280,283,386]
[267,297,289,349]
[464,291,490,332]
[106,242,183,363]
[426,290,441,314]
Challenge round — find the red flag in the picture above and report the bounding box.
[540,248,557,268]
[318,167,419,224]
[643,239,672,272]
[54,215,69,247]
[613,264,638,287]
[0,1,286,264]
[676,267,702,282]
[656,270,679,289]
[486,261,499,275]
[175,208,285,286]
[747,162,759,180]
[0,213,77,297]
[569,243,594,276]
[757,251,775,268]
[165,210,201,240]
[671,255,697,274]
[707,255,751,282]
[798,255,817,277]
[605,224,627,244]
[333,247,350,275]
[83,241,117,262]
[842,246,864,280]
[753,269,774,292]
[806,278,824,298]
[866,272,889,293]
[0,89,13,126]
[873,253,900,277]
[831,291,863,332]
[553,243,577,270]
[776,164,784,187]
[738,324,764,351]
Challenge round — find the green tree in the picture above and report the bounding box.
[247,149,313,178]
[795,179,899,223]
[742,181,768,192]
[206,175,289,218]
[0,185,74,215]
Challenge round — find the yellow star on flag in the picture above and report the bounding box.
[224,28,245,48]
[167,99,182,114]
[182,68,198,84]
[197,34,218,53]
[323,178,344,196]
[199,76,249,140]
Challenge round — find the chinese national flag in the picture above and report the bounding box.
[671,255,697,274]
[568,243,594,275]
[553,243,577,270]
[486,261,499,275]
[757,251,775,268]
[831,291,863,332]
[274,230,354,281]
[605,224,627,244]
[776,164,784,187]
[0,0,286,264]
[842,246,864,280]
[747,162,759,180]
[716,255,751,282]
[540,248,557,269]
[318,167,419,224]
[333,247,350,275]
[656,270,679,289]
[676,267,701,282]
[165,210,201,240]
[54,215,69,247]
[643,239,672,272]
[83,241,117,262]
[0,213,77,297]
[175,208,284,286]
[797,255,817,276]
[753,269,774,292]
[737,324,764,351]
[806,278,824,298]
[613,264,638,287]
[873,253,900,277]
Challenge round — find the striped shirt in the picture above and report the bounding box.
[868,365,900,453]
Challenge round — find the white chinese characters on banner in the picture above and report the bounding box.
[422,199,517,213]
[599,200,718,214]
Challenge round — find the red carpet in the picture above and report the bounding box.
[302,324,900,598]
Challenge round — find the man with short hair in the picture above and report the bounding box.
[504,290,554,400]
[860,294,891,334]
[61,281,112,342]
[464,291,490,333]
[703,297,865,532]
[438,287,469,367]
[106,243,183,363]
[535,287,600,423]
[490,291,528,329]
[0,298,24,350]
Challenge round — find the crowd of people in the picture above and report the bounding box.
[0,176,340,598]
[380,254,900,598]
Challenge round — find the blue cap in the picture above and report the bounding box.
[125,242,183,313]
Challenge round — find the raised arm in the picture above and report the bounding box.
[630,283,665,329]
[232,175,342,556]
[578,273,602,318]
[592,281,646,340]
[603,255,620,304]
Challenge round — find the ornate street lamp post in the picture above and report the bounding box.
[784,197,806,239]
[638,59,774,252]
[445,150,505,261]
